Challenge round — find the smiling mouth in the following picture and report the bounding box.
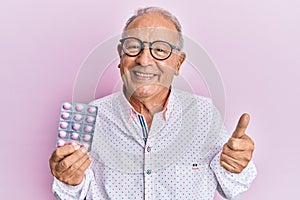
[133,71,157,79]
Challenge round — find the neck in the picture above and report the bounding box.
[124,88,170,128]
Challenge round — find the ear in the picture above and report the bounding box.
[117,44,122,58]
[175,52,186,75]
[117,44,123,69]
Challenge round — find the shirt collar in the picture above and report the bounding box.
[118,88,175,122]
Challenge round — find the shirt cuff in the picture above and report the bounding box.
[210,151,257,199]
[53,176,85,195]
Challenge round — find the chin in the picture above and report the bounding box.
[129,85,156,98]
[132,89,155,99]
[125,83,169,98]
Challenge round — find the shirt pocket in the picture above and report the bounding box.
[175,164,207,199]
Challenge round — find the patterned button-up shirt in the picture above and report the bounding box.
[53,89,257,200]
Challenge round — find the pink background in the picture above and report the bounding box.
[1,0,299,199]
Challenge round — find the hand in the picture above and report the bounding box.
[220,113,255,173]
[49,144,91,186]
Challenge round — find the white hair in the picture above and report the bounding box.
[122,7,184,50]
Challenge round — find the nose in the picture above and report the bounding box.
[135,44,154,66]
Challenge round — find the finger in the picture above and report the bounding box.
[220,160,236,173]
[221,151,240,164]
[51,144,81,163]
[220,153,243,173]
[223,144,243,159]
[222,152,249,171]
[227,137,253,151]
[61,153,91,177]
[64,157,92,186]
[222,144,252,163]
[78,155,92,173]
[232,113,250,138]
[49,144,81,176]
[56,147,88,172]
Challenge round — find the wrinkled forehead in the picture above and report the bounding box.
[122,27,180,45]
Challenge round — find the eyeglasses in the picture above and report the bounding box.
[119,37,180,60]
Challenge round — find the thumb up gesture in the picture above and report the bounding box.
[220,113,255,173]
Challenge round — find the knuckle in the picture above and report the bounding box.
[64,178,71,185]
[72,175,83,186]
[59,159,70,169]
[228,139,238,149]
[73,162,81,169]
[50,163,60,176]
[50,168,57,177]
[55,148,63,156]
[51,151,59,161]
[222,144,227,151]
[76,168,84,175]
[55,170,64,178]
[77,165,86,174]
[245,154,252,162]
[57,174,72,185]
[220,153,226,161]
[220,160,226,167]
[70,164,80,173]
[233,165,242,174]
[247,138,255,149]
[86,158,92,166]
[245,140,254,149]
[58,176,66,183]
[230,141,237,149]
[236,168,242,174]
[241,161,248,168]
[83,160,92,170]
[56,145,73,157]
[226,142,232,149]
[223,144,229,152]
[71,149,82,157]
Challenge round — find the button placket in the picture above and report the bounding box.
[144,140,152,200]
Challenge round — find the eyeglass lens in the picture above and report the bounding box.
[122,38,173,60]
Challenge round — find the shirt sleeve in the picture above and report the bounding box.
[208,104,257,199]
[52,166,93,200]
[210,151,257,199]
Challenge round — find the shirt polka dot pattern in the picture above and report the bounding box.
[52,89,257,200]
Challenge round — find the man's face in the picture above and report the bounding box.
[118,13,185,100]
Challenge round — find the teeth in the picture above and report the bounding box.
[135,72,155,78]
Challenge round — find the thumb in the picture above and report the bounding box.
[232,113,250,138]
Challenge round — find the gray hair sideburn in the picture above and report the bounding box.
[122,7,184,50]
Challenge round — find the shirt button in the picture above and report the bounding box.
[147,146,151,152]
[146,169,151,175]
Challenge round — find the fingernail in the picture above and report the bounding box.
[81,147,87,153]
[74,144,80,150]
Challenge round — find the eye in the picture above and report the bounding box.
[152,42,171,53]
[123,39,141,52]
[152,45,170,56]
[127,45,140,50]
[155,48,166,52]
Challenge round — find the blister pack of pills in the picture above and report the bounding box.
[56,102,98,151]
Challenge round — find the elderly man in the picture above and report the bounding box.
[50,7,256,200]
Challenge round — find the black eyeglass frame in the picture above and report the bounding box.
[119,37,180,61]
